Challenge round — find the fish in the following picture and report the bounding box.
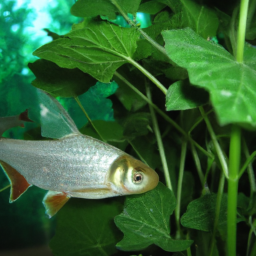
[0,90,159,217]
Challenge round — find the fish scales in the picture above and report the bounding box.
[0,135,125,192]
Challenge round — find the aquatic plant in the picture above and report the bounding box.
[3,0,256,255]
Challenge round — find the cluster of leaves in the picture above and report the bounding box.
[3,0,256,255]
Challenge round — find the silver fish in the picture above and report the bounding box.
[0,90,159,217]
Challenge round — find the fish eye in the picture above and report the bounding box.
[133,172,143,184]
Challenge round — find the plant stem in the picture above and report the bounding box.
[226,1,249,255]
[236,0,250,62]
[243,141,256,195]
[126,57,167,95]
[209,171,225,256]
[146,84,173,190]
[175,139,187,238]
[238,150,256,179]
[199,106,228,177]
[227,125,241,256]
[0,184,11,193]
[128,139,149,166]
[190,142,204,187]
[114,72,214,159]
[110,0,170,59]
[74,97,106,142]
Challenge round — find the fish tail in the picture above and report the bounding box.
[0,161,31,202]
[0,109,33,137]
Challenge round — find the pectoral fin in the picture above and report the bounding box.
[0,161,31,202]
[43,191,71,218]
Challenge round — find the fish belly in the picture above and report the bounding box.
[0,135,124,193]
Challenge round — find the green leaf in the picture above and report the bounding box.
[129,135,161,169]
[166,80,209,111]
[114,65,147,111]
[50,198,123,256]
[138,1,166,14]
[180,0,219,38]
[162,28,256,127]
[28,59,97,97]
[157,0,182,13]
[158,0,219,38]
[43,28,60,40]
[123,112,151,139]
[115,182,193,252]
[133,39,153,61]
[163,66,188,81]
[181,194,227,232]
[80,120,124,142]
[71,0,141,19]
[33,22,140,83]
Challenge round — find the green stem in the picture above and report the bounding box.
[190,142,204,187]
[175,139,187,238]
[236,0,250,62]
[199,106,228,177]
[126,57,167,95]
[243,141,256,195]
[238,150,256,179]
[110,0,170,60]
[209,171,225,256]
[114,72,213,159]
[227,125,241,256]
[0,184,11,193]
[128,139,149,166]
[74,97,106,142]
[146,84,173,190]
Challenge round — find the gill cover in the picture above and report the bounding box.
[108,155,159,195]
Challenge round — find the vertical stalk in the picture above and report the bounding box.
[175,139,187,239]
[227,126,241,256]
[190,142,204,187]
[146,84,173,191]
[227,1,249,255]
[209,172,225,256]
[236,0,250,62]
[243,141,256,195]
[199,107,228,177]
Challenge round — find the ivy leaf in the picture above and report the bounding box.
[114,65,147,111]
[181,194,227,232]
[123,112,151,139]
[50,198,123,256]
[158,0,219,38]
[28,59,97,97]
[166,79,209,111]
[115,182,193,252]
[71,0,141,19]
[129,135,161,170]
[80,120,124,142]
[179,0,219,38]
[138,1,166,14]
[162,28,256,127]
[33,22,140,83]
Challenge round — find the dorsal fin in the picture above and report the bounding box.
[0,161,31,202]
[38,90,80,139]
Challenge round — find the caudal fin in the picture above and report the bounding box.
[0,161,31,202]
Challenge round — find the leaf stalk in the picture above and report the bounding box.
[146,83,173,191]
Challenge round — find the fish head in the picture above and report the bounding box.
[108,155,159,195]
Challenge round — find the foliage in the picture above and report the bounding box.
[2,0,256,255]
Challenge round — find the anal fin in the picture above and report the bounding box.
[0,161,31,202]
[43,191,70,218]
